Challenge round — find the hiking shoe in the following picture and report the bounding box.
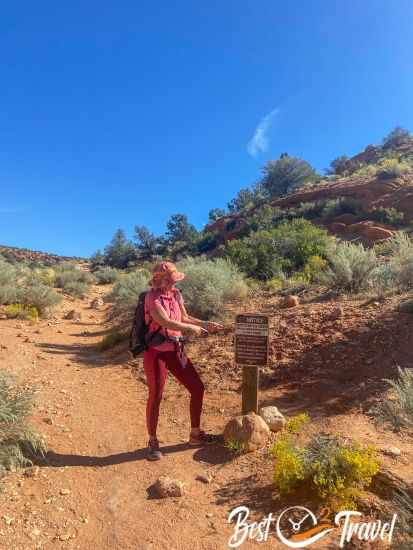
[147,439,162,461]
[188,430,221,447]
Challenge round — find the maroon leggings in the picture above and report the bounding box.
[143,347,205,436]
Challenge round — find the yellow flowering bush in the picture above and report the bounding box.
[271,415,380,508]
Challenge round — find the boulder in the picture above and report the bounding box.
[154,475,185,498]
[65,310,82,322]
[259,406,286,432]
[223,412,270,453]
[363,226,393,242]
[280,295,299,309]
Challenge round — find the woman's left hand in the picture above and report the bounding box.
[206,321,225,333]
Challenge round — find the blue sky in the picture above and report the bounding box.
[1,1,412,257]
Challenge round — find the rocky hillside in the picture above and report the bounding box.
[0,244,85,265]
[207,140,413,248]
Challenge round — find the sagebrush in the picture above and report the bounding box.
[318,241,377,293]
[370,367,413,431]
[0,371,46,474]
[177,256,248,318]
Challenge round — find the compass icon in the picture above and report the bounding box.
[276,506,334,548]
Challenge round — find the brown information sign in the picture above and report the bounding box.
[235,314,269,366]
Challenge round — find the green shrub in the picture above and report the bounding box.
[20,282,62,315]
[381,232,413,290]
[368,206,405,227]
[4,304,39,322]
[369,367,413,431]
[62,281,90,298]
[0,371,46,473]
[261,155,317,197]
[31,267,56,286]
[0,258,18,305]
[97,330,127,351]
[225,231,286,281]
[318,242,377,293]
[106,269,150,319]
[177,257,248,318]
[94,267,119,285]
[224,219,332,281]
[382,127,411,150]
[54,263,95,296]
[271,416,379,508]
[302,255,328,282]
[271,219,332,270]
[225,439,245,455]
[377,158,410,180]
[321,197,361,220]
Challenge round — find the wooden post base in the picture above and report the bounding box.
[242,365,259,414]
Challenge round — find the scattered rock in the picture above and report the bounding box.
[223,412,270,453]
[90,297,104,309]
[154,476,185,498]
[64,310,82,322]
[43,417,53,425]
[59,488,71,496]
[259,406,286,432]
[59,533,72,541]
[382,447,401,458]
[280,295,299,309]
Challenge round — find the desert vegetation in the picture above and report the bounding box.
[0,371,46,475]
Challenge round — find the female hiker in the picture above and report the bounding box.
[144,261,224,461]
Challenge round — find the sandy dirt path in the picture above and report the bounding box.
[0,287,282,550]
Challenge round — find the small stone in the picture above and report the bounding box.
[206,513,213,518]
[154,476,185,498]
[259,406,286,432]
[43,417,53,425]
[280,295,299,309]
[60,488,71,496]
[382,447,401,457]
[59,533,71,541]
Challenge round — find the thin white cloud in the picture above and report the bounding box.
[247,107,280,158]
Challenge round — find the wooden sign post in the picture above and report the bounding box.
[235,314,269,415]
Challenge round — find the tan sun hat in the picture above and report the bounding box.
[150,261,185,288]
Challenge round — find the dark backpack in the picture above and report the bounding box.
[129,291,161,357]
